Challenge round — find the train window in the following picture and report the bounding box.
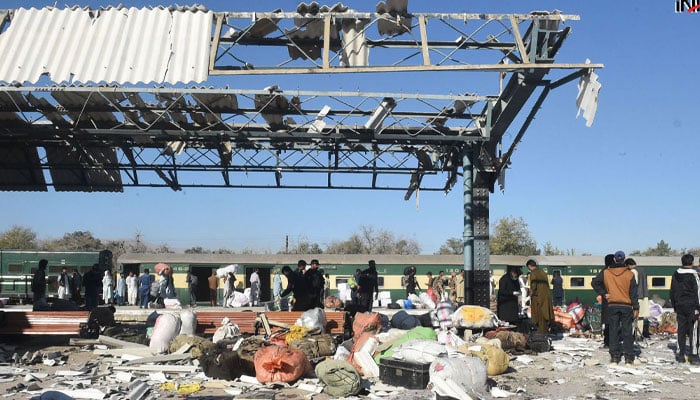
[8,264,22,273]
[569,277,585,287]
[651,277,666,287]
[48,265,61,274]
[377,277,384,287]
[336,277,349,286]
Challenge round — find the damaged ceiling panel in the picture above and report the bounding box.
[44,144,123,192]
[0,6,212,85]
[0,144,47,191]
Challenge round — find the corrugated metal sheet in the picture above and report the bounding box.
[45,144,123,192]
[0,6,212,85]
[0,144,47,191]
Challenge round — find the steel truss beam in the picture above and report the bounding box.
[0,86,485,193]
[0,8,601,195]
[210,10,601,75]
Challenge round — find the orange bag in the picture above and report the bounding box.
[352,312,382,336]
[554,310,574,329]
[254,345,311,383]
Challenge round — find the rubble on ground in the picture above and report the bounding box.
[0,301,696,400]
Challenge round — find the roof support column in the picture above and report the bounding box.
[463,147,491,307]
[462,148,474,305]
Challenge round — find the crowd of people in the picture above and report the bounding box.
[494,251,700,367]
[30,260,178,310]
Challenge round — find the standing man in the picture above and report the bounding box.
[670,254,700,364]
[551,270,564,307]
[116,273,126,306]
[455,270,465,305]
[138,269,151,309]
[406,266,420,297]
[281,265,312,311]
[249,268,260,306]
[526,259,554,334]
[57,267,71,300]
[83,264,101,310]
[592,251,639,366]
[448,271,458,303]
[349,269,361,306]
[208,270,219,306]
[357,260,379,312]
[305,259,324,308]
[70,269,82,305]
[102,270,114,305]
[126,271,138,306]
[273,269,283,308]
[31,259,48,305]
[497,266,522,327]
[296,260,307,277]
[626,258,650,338]
[186,270,199,307]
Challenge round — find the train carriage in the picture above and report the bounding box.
[0,250,112,302]
[117,253,685,307]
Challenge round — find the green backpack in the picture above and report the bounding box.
[315,360,361,397]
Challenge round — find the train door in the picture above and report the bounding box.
[122,263,141,276]
[244,266,271,303]
[191,266,212,305]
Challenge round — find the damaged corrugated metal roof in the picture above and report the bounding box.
[0,6,212,85]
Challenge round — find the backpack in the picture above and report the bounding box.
[526,332,551,353]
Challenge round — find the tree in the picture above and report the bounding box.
[283,237,324,254]
[436,237,463,255]
[0,225,38,249]
[154,244,174,253]
[635,240,678,257]
[185,246,206,254]
[541,241,574,256]
[489,216,538,256]
[325,225,420,254]
[44,231,103,251]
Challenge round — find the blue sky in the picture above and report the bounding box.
[1,1,698,256]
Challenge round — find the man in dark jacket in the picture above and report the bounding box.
[497,265,522,327]
[305,259,325,308]
[357,260,379,312]
[592,250,639,366]
[670,254,700,364]
[281,265,312,311]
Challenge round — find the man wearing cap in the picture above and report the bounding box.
[497,265,522,328]
[592,250,639,366]
[526,259,554,334]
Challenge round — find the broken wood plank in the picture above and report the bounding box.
[124,353,192,365]
[98,335,148,349]
[113,365,197,373]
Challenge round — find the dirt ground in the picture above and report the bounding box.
[0,328,697,399]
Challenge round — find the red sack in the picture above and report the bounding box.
[254,345,311,383]
[352,312,382,336]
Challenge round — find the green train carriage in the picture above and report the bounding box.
[118,253,684,307]
[0,250,112,302]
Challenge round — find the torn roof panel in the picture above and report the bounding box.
[0,6,212,85]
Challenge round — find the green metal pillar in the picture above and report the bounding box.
[463,148,491,307]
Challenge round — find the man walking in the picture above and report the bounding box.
[592,251,639,366]
[670,254,700,364]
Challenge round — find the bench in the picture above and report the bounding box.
[264,311,346,335]
[0,311,89,335]
[195,311,258,335]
